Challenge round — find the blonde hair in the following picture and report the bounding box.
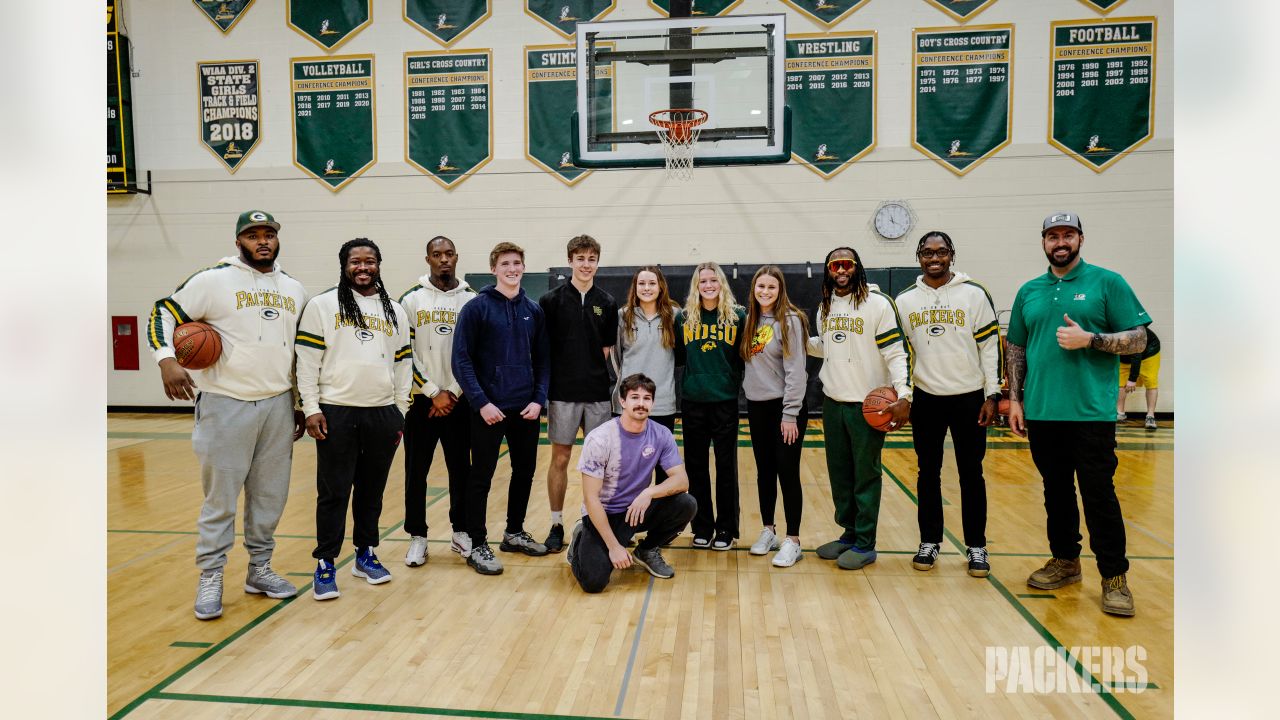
[683,262,740,332]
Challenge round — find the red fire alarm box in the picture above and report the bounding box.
[112,315,140,371]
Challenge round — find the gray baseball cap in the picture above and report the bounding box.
[1041,211,1083,235]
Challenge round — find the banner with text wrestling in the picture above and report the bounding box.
[649,0,741,17]
[193,0,255,33]
[1078,0,1129,14]
[525,45,611,186]
[781,1,869,29]
[291,55,376,191]
[912,25,1013,176]
[405,1,490,47]
[526,1,615,39]
[288,0,371,51]
[198,60,260,173]
[922,0,1000,23]
[786,32,876,179]
[406,50,492,188]
[1049,17,1156,172]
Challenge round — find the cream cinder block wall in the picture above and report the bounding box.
[108,0,1174,409]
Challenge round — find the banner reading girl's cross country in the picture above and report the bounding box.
[405,1,491,47]
[198,60,260,173]
[291,55,377,192]
[912,24,1013,176]
[1049,17,1156,173]
[192,0,255,33]
[526,1,615,40]
[1078,0,1129,14]
[922,0,1000,23]
[406,49,492,188]
[781,1,869,29]
[288,0,371,52]
[649,0,741,17]
[525,44,611,186]
[786,32,876,179]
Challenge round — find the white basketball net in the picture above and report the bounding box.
[651,110,707,182]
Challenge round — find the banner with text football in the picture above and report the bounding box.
[649,0,741,17]
[1078,0,1129,14]
[922,0,1000,23]
[781,1,869,28]
[198,60,260,173]
[288,0,371,51]
[405,1,490,47]
[108,0,136,193]
[1049,17,1155,172]
[786,32,876,179]
[193,0,255,33]
[291,55,377,191]
[912,25,1013,176]
[406,50,492,188]
[525,44,611,186]
[526,1,615,40]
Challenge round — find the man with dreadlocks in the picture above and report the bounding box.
[807,247,912,571]
[296,239,413,601]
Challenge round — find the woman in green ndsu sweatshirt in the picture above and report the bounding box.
[677,262,746,550]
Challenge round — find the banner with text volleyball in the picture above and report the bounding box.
[288,0,371,51]
[198,60,260,173]
[649,0,741,17]
[526,1,615,40]
[192,0,255,33]
[405,1,490,47]
[525,44,611,186]
[406,49,493,188]
[786,32,876,179]
[291,55,377,192]
[922,0,1000,23]
[781,1,869,29]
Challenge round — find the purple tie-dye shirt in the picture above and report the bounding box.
[578,418,682,514]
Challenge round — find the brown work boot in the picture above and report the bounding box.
[1026,557,1082,589]
[1101,574,1136,616]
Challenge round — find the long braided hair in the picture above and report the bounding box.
[337,238,398,332]
[820,246,868,319]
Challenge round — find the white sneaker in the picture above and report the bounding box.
[749,527,780,556]
[405,536,429,566]
[772,538,803,568]
[450,531,472,558]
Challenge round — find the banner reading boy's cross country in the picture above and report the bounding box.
[198,60,260,173]
[649,0,741,17]
[406,49,492,189]
[922,0,1000,24]
[405,1,491,47]
[786,32,876,179]
[1079,0,1129,14]
[525,44,611,186]
[288,0,371,52]
[1049,17,1156,173]
[192,0,255,34]
[912,24,1013,176]
[291,55,377,192]
[781,1,869,29]
[526,1,615,40]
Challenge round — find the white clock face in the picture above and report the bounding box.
[874,203,912,239]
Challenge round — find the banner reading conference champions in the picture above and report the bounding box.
[291,55,377,192]
[405,49,492,188]
[786,31,876,179]
[525,44,611,186]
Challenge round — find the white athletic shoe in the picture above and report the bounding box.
[405,536,429,567]
[749,527,780,556]
[450,531,472,558]
[772,538,803,568]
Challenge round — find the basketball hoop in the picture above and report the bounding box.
[650,109,708,181]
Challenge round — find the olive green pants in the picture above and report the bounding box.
[822,397,886,550]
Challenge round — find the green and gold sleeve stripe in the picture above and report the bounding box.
[974,320,999,341]
[161,297,192,325]
[412,366,427,387]
[875,328,903,347]
[295,330,326,350]
[147,303,166,349]
[409,325,416,340]
[395,344,413,361]
[397,284,422,303]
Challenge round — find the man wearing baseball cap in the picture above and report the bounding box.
[1004,212,1151,616]
[148,210,308,620]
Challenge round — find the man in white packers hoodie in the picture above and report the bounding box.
[296,239,412,601]
[148,210,308,621]
[807,247,912,571]
[398,236,476,567]
[895,231,1002,579]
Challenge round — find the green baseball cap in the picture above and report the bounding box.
[236,210,281,236]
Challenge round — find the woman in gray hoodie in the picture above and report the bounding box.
[613,267,681,471]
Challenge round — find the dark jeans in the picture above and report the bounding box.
[822,397,885,550]
[312,404,405,561]
[403,394,471,536]
[571,493,698,593]
[911,388,988,548]
[746,399,807,536]
[682,399,740,539]
[1027,420,1129,578]
[650,414,676,484]
[467,411,540,547]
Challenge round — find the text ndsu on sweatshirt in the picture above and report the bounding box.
[895,272,1002,397]
[809,285,912,402]
[398,277,475,399]
[148,256,308,402]
[294,288,413,417]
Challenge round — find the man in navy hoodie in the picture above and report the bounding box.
[452,242,552,575]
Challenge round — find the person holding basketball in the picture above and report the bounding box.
[808,247,911,571]
[148,210,308,620]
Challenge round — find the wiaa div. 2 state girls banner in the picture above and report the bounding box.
[289,0,371,51]
[780,1,869,29]
[404,1,490,47]
[921,1,1000,24]
[525,1,615,40]
[525,44,611,186]
[291,55,377,191]
[405,49,492,188]
[198,60,260,173]
[786,32,876,179]
[192,0,255,33]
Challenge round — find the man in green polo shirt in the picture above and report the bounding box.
[1005,212,1150,617]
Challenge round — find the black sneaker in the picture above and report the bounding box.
[544,523,565,553]
[711,531,734,551]
[633,547,675,579]
[912,542,940,571]
[692,535,712,549]
[966,546,990,578]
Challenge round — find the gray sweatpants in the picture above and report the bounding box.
[191,391,295,571]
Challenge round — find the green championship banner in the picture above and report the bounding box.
[526,1,615,40]
[405,1,490,47]
[649,1,742,17]
[1079,0,1129,14]
[1048,17,1156,173]
[108,0,136,193]
[405,50,492,188]
[525,44,611,186]
[781,1,869,29]
[192,0,255,34]
[922,0,1000,23]
[288,0,371,52]
[912,25,1013,176]
[291,55,377,191]
[198,60,260,173]
[786,32,876,179]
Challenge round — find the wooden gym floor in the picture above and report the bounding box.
[108,413,1172,719]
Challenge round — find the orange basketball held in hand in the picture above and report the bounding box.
[862,386,900,432]
[173,321,223,370]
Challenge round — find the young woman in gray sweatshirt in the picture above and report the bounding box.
[613,265,680,434]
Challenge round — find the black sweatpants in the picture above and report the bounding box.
[403,394,471,536]
[312,403,405,561]
[571,493,698,593]
[910,388,988,548]
[746,399,807,537]
[682,399,740,539]
[466,411,540,547]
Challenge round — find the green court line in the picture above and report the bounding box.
[286,572,312,577]
[168,642,213,649]
[1016,594,1057,599]
[1106,682,1160,691]
[151,692,634,719]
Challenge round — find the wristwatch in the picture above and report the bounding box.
[986,392,1002,402]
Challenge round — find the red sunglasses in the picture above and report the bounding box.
[826,258,856,273]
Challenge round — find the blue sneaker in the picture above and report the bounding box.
[313,560,340,601]
[352,547,392,585]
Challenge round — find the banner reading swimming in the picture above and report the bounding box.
[525,44,612,186]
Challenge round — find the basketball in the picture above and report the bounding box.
[862,386,899,432]
[173,321,223,370]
